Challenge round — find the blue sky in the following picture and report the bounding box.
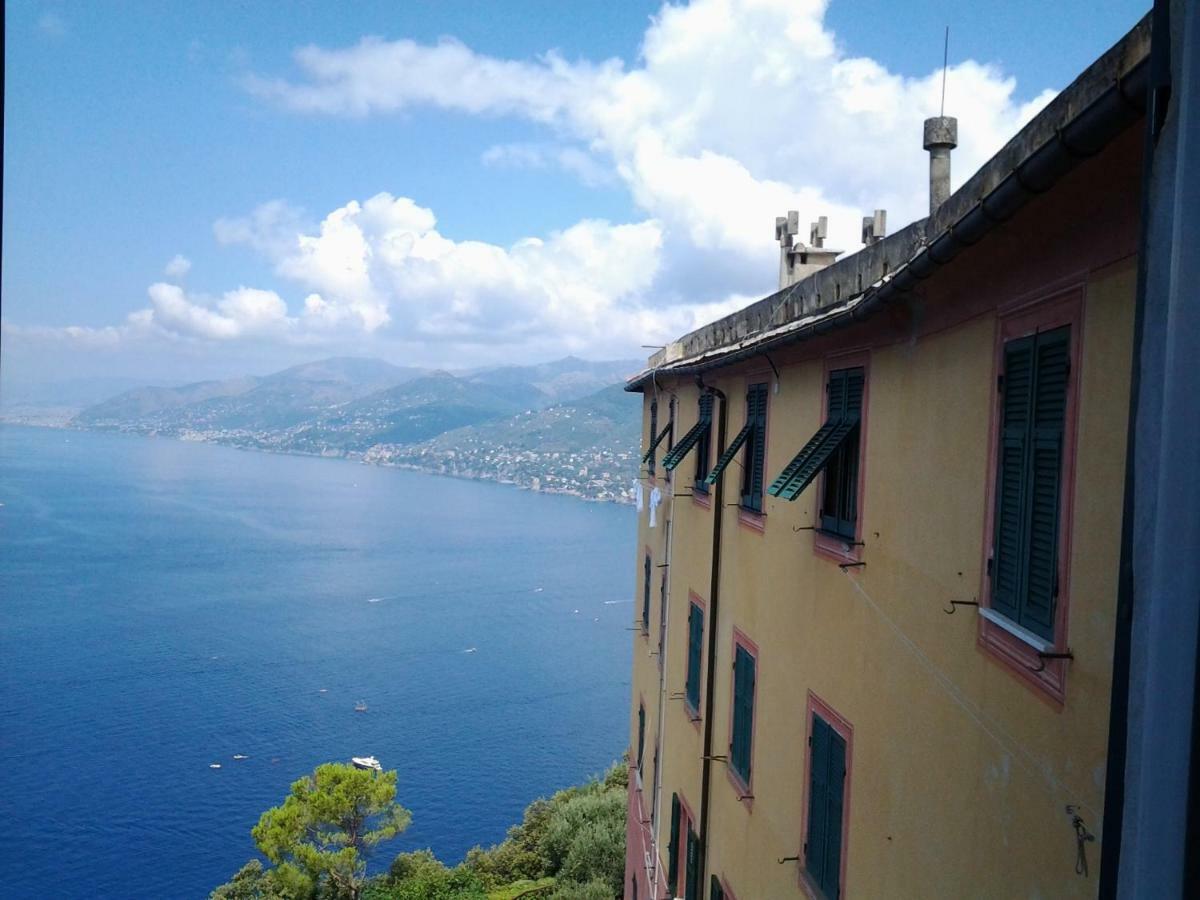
[3,0,1148,391]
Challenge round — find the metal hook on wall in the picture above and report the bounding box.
[943,600,980,615]
[1030,650,1074,673]
[1065,805,1095,876]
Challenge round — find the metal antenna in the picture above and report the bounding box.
[940,26,949,116]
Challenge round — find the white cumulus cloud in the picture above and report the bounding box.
[164,254,192,279]
[33,0,1061,365]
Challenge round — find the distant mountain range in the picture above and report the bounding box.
[60,356,643,503]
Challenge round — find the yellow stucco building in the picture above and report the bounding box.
[624,18,1151,900]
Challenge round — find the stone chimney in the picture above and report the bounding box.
[861,209,887,245]
[775,211,840,289]
[923,116,957,214]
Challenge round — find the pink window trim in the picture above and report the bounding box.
[977,285,1085,705]
[798,691,853,900]
[684,592,706,728]
[813,349,871,564]
[725,627,759,807]
[715,875,738,900]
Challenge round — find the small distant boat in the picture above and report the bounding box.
[352,755,382,772]
[209,763,221,769]
[354,700,368,712]
[463,647,478,653]
[233,754,249,760]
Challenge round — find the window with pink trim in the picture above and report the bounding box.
[727,629,757,797]
[979,289,1082,701]
[801,693,852,900]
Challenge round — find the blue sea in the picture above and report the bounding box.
[0,425,634,899]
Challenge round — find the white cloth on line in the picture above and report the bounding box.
[633,479,645,511]
[648,486,663,527]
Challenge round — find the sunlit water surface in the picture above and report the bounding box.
[0,425,633,898]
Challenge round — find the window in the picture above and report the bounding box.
[820,368,864,538]
[636,703,646,779]
[667,794,698,899]
[685,822,699,900]
[694,394,713,494]
[661,392,713,494]
[767,367,865,542]
[740,383,769,512]
[988,327,1070,643]
[642,554,651,633]
[642,399,673,476]
[685,600,703,714]
[729,637,756,787]
[805,711,848,900]
[710,875,726,900]
[667,794,681,895]
[657,573,667,665]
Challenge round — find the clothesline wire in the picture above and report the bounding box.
[841,569,1101,824]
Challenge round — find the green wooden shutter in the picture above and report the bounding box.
[741,384,768,511]
[992,336,1034,622]
[667,793,680,894]
[642,555,651,631]
[648,401,658,474]
[1022,328,1069,640]
[806,716,831,888]
[991,329,1068,641]
[825,727,847,899]
[685,825,699,900]
[686,603,703,710]
[637,705,645,776]
[710,875,725,900]
[730,646,755,782]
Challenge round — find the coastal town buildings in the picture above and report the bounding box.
[623,11,1195,897]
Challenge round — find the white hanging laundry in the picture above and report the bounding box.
[634,478,645,511]
[648,486,663,528]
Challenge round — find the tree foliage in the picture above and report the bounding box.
[250,763,412,900]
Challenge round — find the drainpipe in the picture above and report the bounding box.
[696,382,727,898]
[650,471,678,899]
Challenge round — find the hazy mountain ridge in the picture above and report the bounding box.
[66,356,641,502]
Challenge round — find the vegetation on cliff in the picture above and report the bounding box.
[212,760,628,900]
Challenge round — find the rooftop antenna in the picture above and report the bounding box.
[940,26,949,117]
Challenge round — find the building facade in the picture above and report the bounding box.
[625,18,1151,899]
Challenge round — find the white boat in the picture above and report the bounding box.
[354,700,368,712]
[233,754,249,760]
[352,755,382,772]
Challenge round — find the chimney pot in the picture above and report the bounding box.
[923,116,958,215]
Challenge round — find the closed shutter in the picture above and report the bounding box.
[648,401,658,474]
[667,794,680,894]
[686,603,703,710]
[730,645,755,782]
[806,716,831,889]
[991,328,1069,641]
[637,705,645,776]
[710,876,725,900]
[685,825,699,900]
[1023,329,1068,639]
[643,555,651,631]
[991,336,1033,622]
[806,715,846,897]
[741,384,768,511]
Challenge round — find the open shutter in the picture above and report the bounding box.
[806,717,831,889]
[667,794,680,894]
[1022,328,1069,640]
[706,424,752,484]
[991,336,1034,622]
